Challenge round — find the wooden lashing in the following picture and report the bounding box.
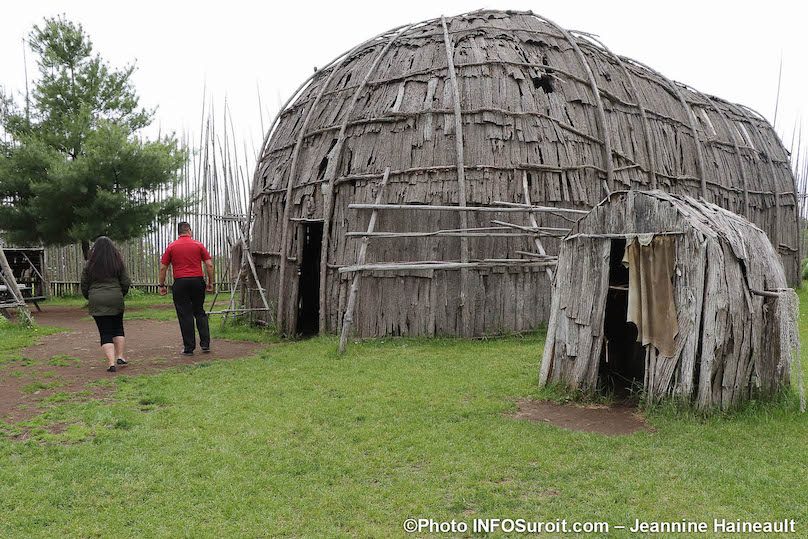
[319,25,413,334]
[0,248,33,325]
[339,167,391,354]
[441,15,472,337]
[275,42,380,334]
[520,170,554,281]
[732,104,782,250]
[533,14,613,196]
[700,95,751,217]
[578,34,657,188]
[618,56,708,199]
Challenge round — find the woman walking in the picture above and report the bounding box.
[80,237,131,372]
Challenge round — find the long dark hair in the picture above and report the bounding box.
[86,236,125,280]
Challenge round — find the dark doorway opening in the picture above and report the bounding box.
[296,222,323,336]
[600,239,646,399]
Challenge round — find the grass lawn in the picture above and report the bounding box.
[0,293,806,537]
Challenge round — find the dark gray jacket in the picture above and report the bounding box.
[80,266,131,316]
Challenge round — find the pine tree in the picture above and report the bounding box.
[0,16,186,258]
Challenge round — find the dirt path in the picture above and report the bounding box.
[513,399,650,435]
[0,306,263,423]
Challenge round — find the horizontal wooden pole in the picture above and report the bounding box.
[348,203,589,214]
[338,258,558,274]
[563,231,686,241]
[206,308,274,315]
[490,220,571,234]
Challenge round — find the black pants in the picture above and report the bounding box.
[93,314,125,345]
[172,277,210,352]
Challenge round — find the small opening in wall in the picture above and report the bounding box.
[532,74,555,94]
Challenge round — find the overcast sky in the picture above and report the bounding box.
[2,0,806,163]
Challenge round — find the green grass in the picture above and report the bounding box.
[0,295,805,536]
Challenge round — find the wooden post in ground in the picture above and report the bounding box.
[339,167,391,354]
[442,16,472,338]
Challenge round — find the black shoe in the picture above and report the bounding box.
[201,346,210,353]
[116,358,128,365]
[182,350,194,356]
[107,365,117,372]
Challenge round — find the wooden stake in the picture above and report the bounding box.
[339,167,391,354]
[521,170,555,281]
[441,15,472,338]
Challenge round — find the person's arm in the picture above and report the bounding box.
[200,243,214,292]
[120,266,131,296]
[204,259,215,293]
[158,245,171,296]
[80,266,90,299]
[158,264,169,296]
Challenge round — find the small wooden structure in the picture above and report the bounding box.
[248,9,799,339]
[0,247,39,323]
[0,248,48,308]
[540,190,800,410]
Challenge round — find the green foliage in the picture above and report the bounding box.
[0,16,186,253]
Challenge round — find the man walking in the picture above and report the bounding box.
[158,222,215,355]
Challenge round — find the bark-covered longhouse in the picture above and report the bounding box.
[247,9,799,337]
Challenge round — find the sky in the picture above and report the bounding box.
[2,0,806,164]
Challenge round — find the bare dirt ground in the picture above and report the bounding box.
[513,399,651,435]
[0,306,262,423]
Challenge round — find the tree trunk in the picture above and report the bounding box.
[81,239,90,260]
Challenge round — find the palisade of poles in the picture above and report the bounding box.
[45,98,254,299]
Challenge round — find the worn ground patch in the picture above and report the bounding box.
[513,399,651,435]
[0,306,262,423]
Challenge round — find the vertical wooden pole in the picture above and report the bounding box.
[441,16,472,337]
[339,167,391,354]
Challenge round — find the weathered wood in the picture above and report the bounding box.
[542,190,795,411]
[247,10,799,339]
[441,15,471,338]
[338,259,557,274]
[534,14,613,195]
[339,167,391,354]
[348,204,588,214]
[618,56,709,198]
[521,171,555,280]
[0,248,33,325]
[319,26,412,334]
[578,34,657,188]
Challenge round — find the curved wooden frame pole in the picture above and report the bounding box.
[577,34,657,189]
[698,93,751,217]
[442,15,472,337]
[731,103,783,251]
[533,14,613,197]
[274,32,401,334]
[318,24,414,334]
[617,56,708,199]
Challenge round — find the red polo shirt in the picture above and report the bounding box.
[161,236,212,278]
